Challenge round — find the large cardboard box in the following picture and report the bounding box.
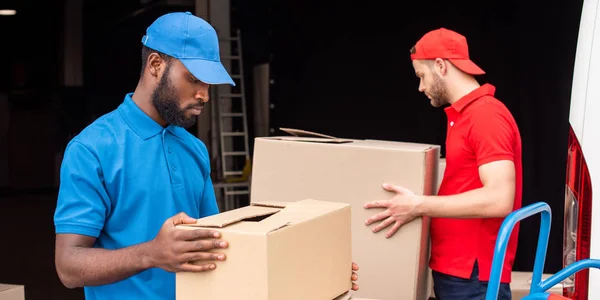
[0,284,24,300]
[250,129,441,300]
[511,271,563,299]
[427,157,446,299]
[175,199,352,300]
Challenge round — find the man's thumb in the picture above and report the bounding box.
[172,212,198,225]
[382,183,409,194]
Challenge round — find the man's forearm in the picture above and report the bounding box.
[58,242,155,288]
[414,186,514,218]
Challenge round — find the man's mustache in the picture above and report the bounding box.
[186,102,204,110]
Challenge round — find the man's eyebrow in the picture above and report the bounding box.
[187,72,199,81]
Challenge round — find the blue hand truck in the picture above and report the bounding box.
[486,202,600,299]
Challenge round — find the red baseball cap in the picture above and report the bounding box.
[410,28,485,75]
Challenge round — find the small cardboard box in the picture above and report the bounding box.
[250,128,441,300]
[175,199,352,300]
[511,271,563,299]
[0,284,24,300]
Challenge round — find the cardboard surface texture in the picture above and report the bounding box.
[0,284,24,300]
[427,158,446,299]
[333,292,353,300]
[175,199,352,300]
[511,271,563,299]
[251,128,441,300]
[334,292,381,300]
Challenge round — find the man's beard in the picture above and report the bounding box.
[429,73,450,107]
[152,65,201,128]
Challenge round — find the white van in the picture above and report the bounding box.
[549,0,600,298]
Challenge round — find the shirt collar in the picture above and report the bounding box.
[445,83,496,113]
[118,93,189,140]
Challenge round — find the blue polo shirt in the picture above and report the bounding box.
[54,93,220,300]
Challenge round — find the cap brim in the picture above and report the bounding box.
[448,59,485,75]
[179,58,236,86]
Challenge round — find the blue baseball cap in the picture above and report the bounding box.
[141,11,235,86]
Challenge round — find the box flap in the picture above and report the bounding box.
[257,199,350,230]
[280,128,338,139]
[178,199,348,234]
[333,292,352,300]
[0,283,22,293]
[361,139,439,151]
[251,201,292,208]
[192,206,282,228]
[177,205,292,233]
[276,128,353,144]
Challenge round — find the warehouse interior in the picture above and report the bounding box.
[0,0,585,299]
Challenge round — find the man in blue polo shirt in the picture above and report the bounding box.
[53,12,359,300]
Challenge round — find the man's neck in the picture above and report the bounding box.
[131,82,168,127]
[447,76,481,105]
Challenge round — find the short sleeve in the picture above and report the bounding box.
[198,174,220,218]
[468,106,516,167]
[54,141,111,238]
[195,142,220,218]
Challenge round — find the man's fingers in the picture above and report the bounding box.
[382,183,412,195]
[363,200,391,209]
[171,212,198,225]
[371,216,395,233]
[182,239,228,253]
[181,251,226,263]
[178,262,217,273]
[352,283,359,291]
[352,262,359,271]
[351,272,358,281]
[385,221,403,239]
[178,229,222,241]
[365,209,391,226]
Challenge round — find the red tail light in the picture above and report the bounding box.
[563,125,593,299]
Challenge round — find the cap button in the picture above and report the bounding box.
[185,11,192,15]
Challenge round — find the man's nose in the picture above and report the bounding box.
[195,90,209,103]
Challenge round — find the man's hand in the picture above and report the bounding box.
[364,183,421,238]
[351,262,359,291]
[148,212,229,273]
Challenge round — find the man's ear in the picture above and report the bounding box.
[148,53,163,78]
[434,58,448,76]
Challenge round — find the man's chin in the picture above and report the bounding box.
[167,117,197,129]
[182,117,198,129]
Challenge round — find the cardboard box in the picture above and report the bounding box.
[175,199,352,300]
[435,158,446,195]
[250,128,441,300]
[427,157,446,299]
[0,284,24,300]
[511,271,563,299]
[334,292,381,300]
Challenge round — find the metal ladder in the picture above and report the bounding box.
[213,29,251,211]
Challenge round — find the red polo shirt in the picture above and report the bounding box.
[431,83,523,283]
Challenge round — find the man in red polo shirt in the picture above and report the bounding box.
[364,28,523,300]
